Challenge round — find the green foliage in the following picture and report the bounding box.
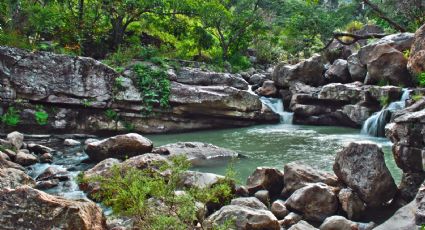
[123,121,135,132]
[379,95,391,107]
[133,64,171,113]
[345,20,364,33]
[86,155,235,229]
[403,49,411,59]
[82,99,93,108]
[1,106,20,126]
[34,105,48,125]
[378,79,389,86]
[411,92,423,102]
[418,72,425,87]
[104,109,119,122]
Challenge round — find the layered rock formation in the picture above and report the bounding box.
[0,46,278,135]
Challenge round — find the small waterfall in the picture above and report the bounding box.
[260,97,293,124]
[361,89,410,137]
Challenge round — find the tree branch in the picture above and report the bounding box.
[362,0,407,32]
[323,32,388,50]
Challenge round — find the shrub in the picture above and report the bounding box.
[412,92,423,102]
[417,72,425,87]
[86,156,235,229]
[133,64,171,113]
[34,105,48,125]
[345,20,364,33]
[379,95,391,107]
[104,109,119,122]
[1,107,20,126]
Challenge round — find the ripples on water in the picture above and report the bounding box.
[146,124,400,184]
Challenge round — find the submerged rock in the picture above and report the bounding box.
[85,133,153,161]
[333,142,397,207]
[0,186,107,229]
[157,142,238,166]
[285,182,338,222]
[204,204,280,230]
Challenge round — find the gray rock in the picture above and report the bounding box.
[321,216,353,230]
[179,171,224,189]
[63,139,81,146]
[256,80,277,97]
[374,201,418,230]
[333,142,397,207]
[288,220,318,230]
[0,168,35,189]
[249,73,268,85]
[14,151,38,166]
[347,53,367,82]
[85,133,153,161]
[285,183,338,222]
[158,142,238,167]
[6,131,24,150]
[172,67,249,90]
[272,54,326,87]
[230,197,268,210]
[0,186,107,229]
[271,200,289,219]
[324,59,351,83]
[204,205,280,230]
[279,212,303,228]
[254,190,270,207]
[408,24,425,76]
[282,162,340,196]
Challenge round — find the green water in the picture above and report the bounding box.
[146,124,401,184]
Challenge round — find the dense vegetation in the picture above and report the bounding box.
[1,0,423,71]
[83,156,236,229]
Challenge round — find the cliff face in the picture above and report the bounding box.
[0,46,278,134]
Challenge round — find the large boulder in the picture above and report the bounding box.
[6,131,24,150]
[204,204,280,230]
[157,142,238,166]
[333,142,397,207]
[246,167,284,196]
[0,186,107,229]
[85,133,153,161]
[0,168,35,189]
[256,80,278,97]
[324,59,351,83]
[282,162,341,196]
[171,67,249,90]
[285,183,338,222]
[365,44,413,86]
[347,53,367,82]
[407,24,425,76]
[272,54,326,87]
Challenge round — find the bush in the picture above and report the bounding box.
[133,64,171,113]
[1,106,20,126]
[412,92,423,102]
[228,53,252,73]
[417,72,425,87]
[34,105,48,125]
[86,156,235,229]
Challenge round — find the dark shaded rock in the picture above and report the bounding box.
[333,142,397,207]
[246,167,284,196]
[338,188,365,220]
[285,183,338,222]
[374,201,417,230]
[85,133,153,161]
[271,200,289,219]
[397,172,425,205]
[347,53,367,82]
[27,143,54,154]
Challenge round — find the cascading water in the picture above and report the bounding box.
[361,89,410,137]
[260,97,294,124]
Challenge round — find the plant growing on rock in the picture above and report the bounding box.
[133,64,171,114]
[417,72,425,87]
[34,105,49,125]
[85,155,235,229]
[1,106,20,126]
[412,92,424,102]
[379,95,391,107]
